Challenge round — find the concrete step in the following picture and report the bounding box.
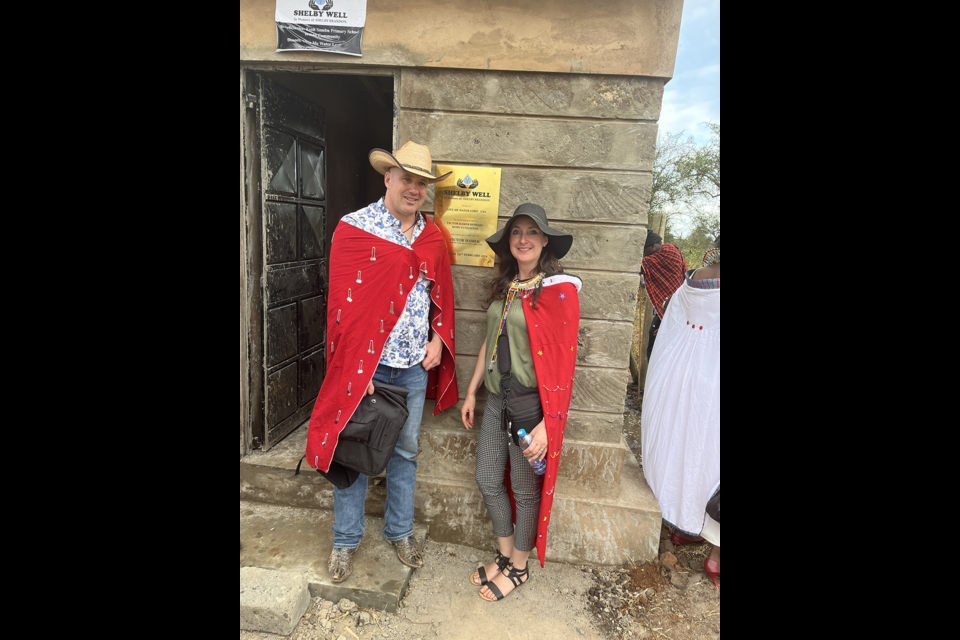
[412,454,662,566]
[249,417,630,504]
[418,427,630,501]
[241,423,662,566]
[239,501,427,614]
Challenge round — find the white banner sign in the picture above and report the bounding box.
[276,1,368,57]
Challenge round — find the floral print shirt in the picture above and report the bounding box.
[341,199,433,368]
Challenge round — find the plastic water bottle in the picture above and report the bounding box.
[517,429,547,476]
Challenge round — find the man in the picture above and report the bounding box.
[306,142,459,584]
[641,230,688,358]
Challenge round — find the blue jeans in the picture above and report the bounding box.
[333,363,429,549]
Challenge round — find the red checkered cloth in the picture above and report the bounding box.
[642,244,688,319]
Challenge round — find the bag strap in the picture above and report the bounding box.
[497,333,512,377]
[295,456,305,476]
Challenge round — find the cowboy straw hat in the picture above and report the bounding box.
[486,204,574,261]
[369,142,453,184]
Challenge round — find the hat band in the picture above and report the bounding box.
[401,163,432,174]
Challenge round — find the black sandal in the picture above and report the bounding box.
[480,563,530,601]
[471,551,511,586]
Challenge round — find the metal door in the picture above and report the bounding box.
[257,75,328,450]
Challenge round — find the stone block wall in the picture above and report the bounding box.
[399,68,660,448]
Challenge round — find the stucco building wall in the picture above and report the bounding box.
[241,0,683,78]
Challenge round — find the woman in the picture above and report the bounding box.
[461,204,582,602]
[642,236,721,592]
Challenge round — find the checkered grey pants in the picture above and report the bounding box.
[475,393,544,553]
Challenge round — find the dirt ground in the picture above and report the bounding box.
[241,386,721,640]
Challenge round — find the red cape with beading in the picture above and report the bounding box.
[306,218,458,474]
[507,275,582,567]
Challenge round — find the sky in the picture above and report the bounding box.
[659,0,721,145]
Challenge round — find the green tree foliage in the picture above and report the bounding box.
[651,123,721,267]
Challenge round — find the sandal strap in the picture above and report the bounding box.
[485,581,506,601]
[478,552,512,586]
[505,564,529,588]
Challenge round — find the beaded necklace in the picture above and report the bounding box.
[487,272,546,372]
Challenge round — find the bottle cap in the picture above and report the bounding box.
[517,430,527,438]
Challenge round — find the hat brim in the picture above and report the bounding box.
[485,216,574,261]
[369,149,453,184]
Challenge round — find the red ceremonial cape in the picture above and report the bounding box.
[508,275,582,567]
[306,217,459,474]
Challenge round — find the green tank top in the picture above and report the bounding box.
[484,296,538,396]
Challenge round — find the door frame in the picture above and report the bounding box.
[239,65,400,456]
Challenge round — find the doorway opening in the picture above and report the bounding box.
[245,70,395,452]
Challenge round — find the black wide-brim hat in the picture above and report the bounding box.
[485,204,574,260]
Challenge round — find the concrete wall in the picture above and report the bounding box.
[240,0,684,78]
[399,66,656,459]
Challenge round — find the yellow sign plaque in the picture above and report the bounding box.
[433,166,502,268]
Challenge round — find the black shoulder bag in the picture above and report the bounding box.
[296,383,411,490]
[497,333,545,446]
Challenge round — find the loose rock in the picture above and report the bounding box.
[660,552,679,571]
[338,599,358,613]
[670,572,689,590]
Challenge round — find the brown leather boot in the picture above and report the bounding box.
[388,536,424,569]
[328,547,357,583]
